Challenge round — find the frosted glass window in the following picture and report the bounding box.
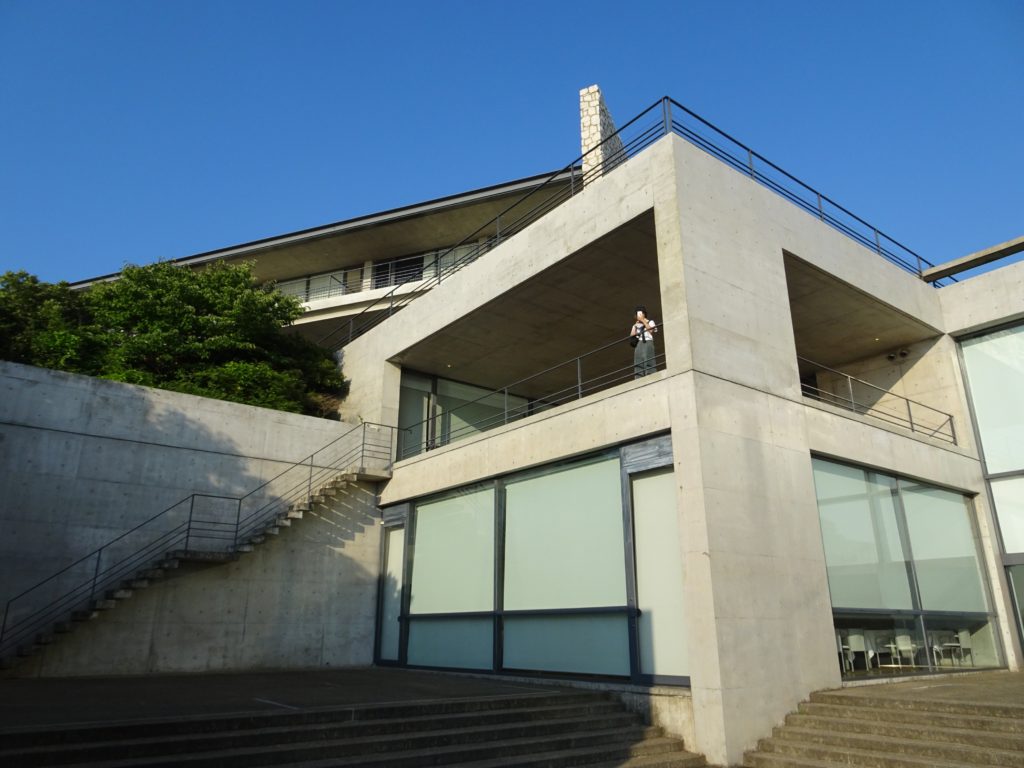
[378,527,405,661]
[409,488,494,614]
[961,325,1024,474]
[902,484,988,612]
[504,458,626,610]
[407,618,492,669]
[992,477,1024,554]
[812,460,913,610]
[503,615,629,676]
[633,468,688,677]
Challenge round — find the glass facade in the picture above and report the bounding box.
[397,370,531,459]
[813,457,999,675]
[960,321,1024,652]
[379,445,687,682]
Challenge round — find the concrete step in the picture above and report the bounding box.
[0,700,632,762]
[746,752,874,767]
[796,701,1024,734]
[275,517,292,527]
[755,731,1022,768]
[287,505,308,515]
[123,579,149,589]
[105,589,132,600]
[784,712,1024,751]
[809,690,1024,721]
[3,712,650,766]
[70,610,98,622]
[170,551,237,564]
[28,726,665,768]
[90,600,116,611]
[772,725,1024,767]
[0,692,614,748]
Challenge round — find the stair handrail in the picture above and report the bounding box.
[0,420,396,659]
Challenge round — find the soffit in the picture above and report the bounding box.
[390,211,660,399]
[784,254,940,371]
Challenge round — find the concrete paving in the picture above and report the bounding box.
[0,667,562,730]
[835,669,1024,710]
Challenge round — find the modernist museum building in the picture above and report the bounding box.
[2,88,1022,766]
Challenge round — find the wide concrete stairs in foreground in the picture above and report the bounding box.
[0,690,704,768]
[744,683,1024,768]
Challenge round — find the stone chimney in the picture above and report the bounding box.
[579,85,625,181]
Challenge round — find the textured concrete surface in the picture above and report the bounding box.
[0,667,561,729]
[835,669,1024,709]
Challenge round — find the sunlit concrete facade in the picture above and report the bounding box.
[335,133,1023,766]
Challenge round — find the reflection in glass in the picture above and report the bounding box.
[407,617,492,669]
[410,488,494,614]
[378,527,405,661]
[504,615,629,676]
[961,324,1024,474]
[812,460,912,610]
[992,477,1024,554]
[504,458,626,610]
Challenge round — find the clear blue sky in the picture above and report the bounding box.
[1,0,1021,284]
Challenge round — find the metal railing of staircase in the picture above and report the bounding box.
[314,97,953,353]
[0,421,396,661]
[398,330,668,460]
[799,356,957,444]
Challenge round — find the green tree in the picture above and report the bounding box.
[0,263,347,417]
[0,271,98,372]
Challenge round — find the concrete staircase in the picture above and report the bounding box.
[0,690,705,768]
[0,472,360,671]
[744,686,1024,768]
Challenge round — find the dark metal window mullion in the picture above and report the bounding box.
[891,476,934,669]
[620,459,641,683]
[494,479,506,673]
[398,506,418,666]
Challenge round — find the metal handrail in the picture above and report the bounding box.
[398,328,667,460]
[798,357,956,444]
[0,421,396,659]
[311,97,951,353]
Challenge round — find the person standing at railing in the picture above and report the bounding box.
[631,306,658,378]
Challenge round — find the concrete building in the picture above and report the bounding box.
[4,87,1023,766]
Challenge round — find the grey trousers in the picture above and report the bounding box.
[634,339,656,378]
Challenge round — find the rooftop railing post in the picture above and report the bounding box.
[747,149,756,179]
[816,192,824,221]
[0,601,9,645]
[496,215,502,245]
[90,549,102,601]
[874,228,883,257]
[948,416,957,445]
[661,97,671,137]
[307,456,314,499]
[847,376,856,412]
[503,388,509,425]
[570,164,576,196]
[185,495,194,551]
[906,400,915,434]
[233,498,242,549]
[576,358,583,400]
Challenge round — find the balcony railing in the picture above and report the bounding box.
[799,357,956,444]
[399,333,667,460]
[314,96,952,352]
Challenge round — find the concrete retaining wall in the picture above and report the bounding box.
[0,362,381,676]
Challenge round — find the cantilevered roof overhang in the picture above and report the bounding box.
[70,170,572,289]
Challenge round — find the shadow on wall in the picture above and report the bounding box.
[0,361,352,658]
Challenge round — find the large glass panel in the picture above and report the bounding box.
[922,614,999,668]
[902,483,988,613]
[436,379,528,446]
[504,458,626,610]
[812,460,913,610]
[632,468,688,677]
[991,476,1024,554]
[407,617,492,669]
[1009,566,1024,643]
[833,614,925,674]
[378,527,405,661]
[961,324,1024,474]
[398,372,432,459]
[409,488,494,614]
[503,615,629,676]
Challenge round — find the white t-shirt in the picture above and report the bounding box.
[634,320,656,342]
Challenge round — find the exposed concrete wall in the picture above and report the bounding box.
[938,259,1024,335]
[0,362,381,676]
